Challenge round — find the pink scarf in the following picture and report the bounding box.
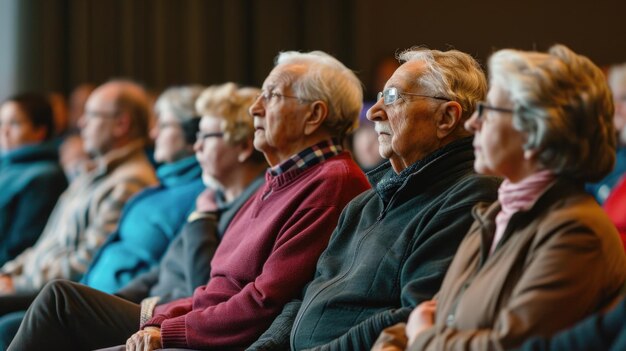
[490,170,556,255]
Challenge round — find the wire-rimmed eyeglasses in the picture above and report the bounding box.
[377,87,450,105]
[256,90,314,103]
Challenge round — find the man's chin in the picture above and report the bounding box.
[378,147,393,160]
[253,137,271,154]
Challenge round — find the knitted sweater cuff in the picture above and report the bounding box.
[159,316,188,348]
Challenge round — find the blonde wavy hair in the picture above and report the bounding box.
[195,83,260,145]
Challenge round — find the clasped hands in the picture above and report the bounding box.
[406,299,437,346]
[120,300,436,351]
[126,326,162,351]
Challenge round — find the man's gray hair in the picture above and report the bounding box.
[397,47,487,122]
[488,44,615,182]
[155,85,205,123]
[275,51,363,137]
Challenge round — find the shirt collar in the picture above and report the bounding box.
[94,140,145,175]
[268,138,343,176]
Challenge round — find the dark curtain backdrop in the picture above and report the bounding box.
[3,0,626,100]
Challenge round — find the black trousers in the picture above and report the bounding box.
[8,280,140,351]
[0,291,38,316]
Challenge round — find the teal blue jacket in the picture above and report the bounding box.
[82,156,203,293]
[0,142,67,266]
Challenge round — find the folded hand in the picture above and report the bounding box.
[125,327,162,351]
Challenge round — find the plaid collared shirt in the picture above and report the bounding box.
[269,138,343,176]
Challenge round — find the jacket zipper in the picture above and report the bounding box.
[290,218,382,350]
[290,182,409,350]
[290,153,452,349]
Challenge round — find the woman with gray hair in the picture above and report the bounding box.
[373,45,626,351]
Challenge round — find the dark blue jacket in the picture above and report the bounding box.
[0,142,67,266]
[516,297,626,351]
[81,156,203,293]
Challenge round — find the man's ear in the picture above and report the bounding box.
[113,111,132,138]
[303,101,329,136]
[436,101,463,139]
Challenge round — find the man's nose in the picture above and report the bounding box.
[249,96,264,118]
[366,99,387,122]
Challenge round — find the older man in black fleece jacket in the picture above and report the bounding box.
[248,47,501,351]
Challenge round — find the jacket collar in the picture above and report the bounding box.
[472,177,584,262]
[156,155,201,187]
[370,137,474,203]
[93,140,146,176]
[0,140,59,166]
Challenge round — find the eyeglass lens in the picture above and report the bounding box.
[377,88,399,105]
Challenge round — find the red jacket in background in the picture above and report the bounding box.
[604,176,626,251]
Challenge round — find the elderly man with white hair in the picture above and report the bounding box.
[8,51,370,351]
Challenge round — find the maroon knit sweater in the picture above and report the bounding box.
[144,152,370,350]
